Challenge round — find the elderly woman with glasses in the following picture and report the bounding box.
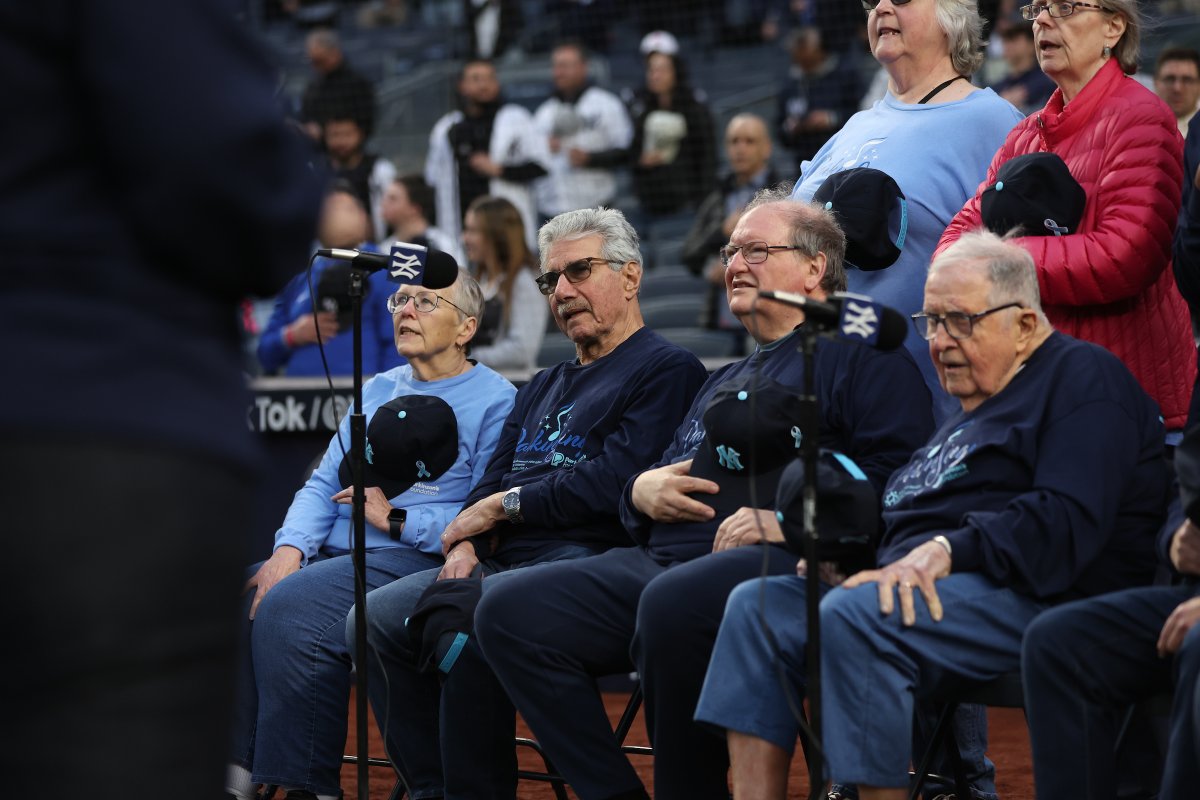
[226,269,517,800]
[790,0,1024,425]
[941,0,1194,432]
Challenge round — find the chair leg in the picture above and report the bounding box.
[908,703,957,800]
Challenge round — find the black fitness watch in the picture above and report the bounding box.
[387,507,407,541]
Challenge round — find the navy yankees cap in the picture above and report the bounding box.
[981,152,1085,237]
[813,167,908,271]
[688,373,804,517]
[775,451,879,571]
[338,394,459,499]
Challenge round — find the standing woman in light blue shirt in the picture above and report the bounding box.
[791,0,1024,424]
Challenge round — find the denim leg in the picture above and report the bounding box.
[1023,586,1186,800]
[821,574,1042,790]
[351,566,442,800]
[477,547,663,800]
[633,545,798,800]
[246,548,441,795]
[694,575,818,752]
[1163,619,1200,800]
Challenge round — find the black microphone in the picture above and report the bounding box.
[316,247,391,270]
[316,243,460,290]
[758,290,908,351]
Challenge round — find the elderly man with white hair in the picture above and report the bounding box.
[696,230,1170,800]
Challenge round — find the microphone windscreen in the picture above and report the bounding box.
[421,249,460,290]
[874,307,909,352]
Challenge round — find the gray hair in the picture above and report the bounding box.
[743,185,848,293]
[931,230,1048,322]
[449,267,484,321]
[1098,0,1142,74]
[933,0,986,76]
[537,207,642,273]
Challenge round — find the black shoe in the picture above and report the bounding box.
[283,792,319,800]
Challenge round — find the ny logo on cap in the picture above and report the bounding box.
[716,445,744,471]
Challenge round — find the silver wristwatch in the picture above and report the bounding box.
[502,486,523,524]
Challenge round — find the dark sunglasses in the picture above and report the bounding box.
[861,0,914,10]
[535,257,620,296]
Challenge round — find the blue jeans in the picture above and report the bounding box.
[822,574,1042,791]
[229,547,442,796]
[348,542,602,800]
[1023,584,1200,800]
[697,574,1018,797]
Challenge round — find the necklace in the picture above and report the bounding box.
[918,75,968,105]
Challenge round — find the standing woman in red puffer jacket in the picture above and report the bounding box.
[939,0,1195,431]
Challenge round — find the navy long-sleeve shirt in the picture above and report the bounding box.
[620,327,935,565]
[878,332,1168,601]
[468,327,708,563]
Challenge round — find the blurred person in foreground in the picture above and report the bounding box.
[0,3,322,798]
[941,0,1195,433]
[227,271,516,800]
[696,231,1169,799]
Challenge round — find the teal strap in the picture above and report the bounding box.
[830,451,868,481]
[438,632,470,674]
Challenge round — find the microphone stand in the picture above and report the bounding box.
[347,266,371,800]
[796,322,825,795]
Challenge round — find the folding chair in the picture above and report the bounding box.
[516,683,652,800]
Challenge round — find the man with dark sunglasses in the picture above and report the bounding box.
[348,206,708,800]
[476,189,934,800]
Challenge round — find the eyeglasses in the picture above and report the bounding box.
[1019,1,1113,19]
[861,0,914,10]
[911,302,1024,340]
[534,257,620,296]
[719,242,807,268]
[387,290,464,315]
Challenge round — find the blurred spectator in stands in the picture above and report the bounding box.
[533,41,633,221]
[357,0,408,28]
[324,114,396,240]
[990,20,1055,114]
[462,0,523,59]
[427,59,548,249]
[777,26,864,174]
[380,174,464,265]
[761,0,864,53]
[627,50,717,222]
[299,28,377,145]
[545,0,618,53]
[258,185,404,377]
[462,196,548,373]
[0,4,321,798]
[1155,47,1200,139]
[682,113,779,349]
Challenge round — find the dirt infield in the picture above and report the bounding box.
[339,692,1034,799]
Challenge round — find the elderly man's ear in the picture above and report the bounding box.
[622,261,642,297]
[804,252,828,294]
